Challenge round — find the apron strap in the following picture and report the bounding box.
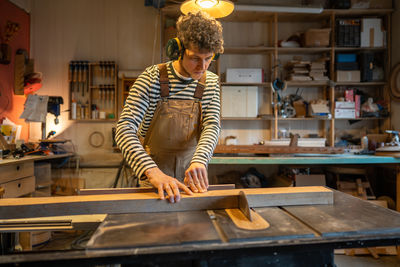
[194,73,206,100]
[157,63,169,98]
[158,63,206,100]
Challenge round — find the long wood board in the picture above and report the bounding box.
[0,186,333,220]
[214,145,344,154]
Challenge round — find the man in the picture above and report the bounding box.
[116,11,223,203]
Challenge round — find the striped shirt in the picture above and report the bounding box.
[116,62,221,180]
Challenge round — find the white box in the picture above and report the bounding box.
[335,108,356,119]
[265,138,326,147]
[226,68,263,83]
[335,101,355,109]
[221,86,258,117]
[361,18,384,47]
[336,70,361,82]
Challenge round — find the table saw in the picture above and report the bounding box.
[0,187,400,266]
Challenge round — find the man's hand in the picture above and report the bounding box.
[184,162,209,193]
[145,167,193,203]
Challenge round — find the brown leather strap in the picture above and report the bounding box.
[158,63,169,98]
[194,73,206,99]
[158,63,206,99]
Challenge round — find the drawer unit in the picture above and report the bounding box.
[0,176,35,198]
[0,161,34,184]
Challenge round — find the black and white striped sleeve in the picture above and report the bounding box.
[115,68,157,179]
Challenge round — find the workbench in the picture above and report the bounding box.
[0,189,399,266]
[0,153,74,198]
[211,155,400,211]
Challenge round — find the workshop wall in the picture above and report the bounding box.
[28,0,161,167]
[0,0,30,141]
[391,0,400,130]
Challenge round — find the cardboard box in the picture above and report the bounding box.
[336,101,355,109]
[302,28,331,47]
[335,108,356,119]
[361,18,384,47]
[221,86,258,117]
[345,89,354,102]
[226,68,263,83]
[336,70,360,82]
[355,94,361,118]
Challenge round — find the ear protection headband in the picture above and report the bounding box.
[165,37,220,61]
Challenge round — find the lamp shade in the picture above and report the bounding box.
[180,0,234,18]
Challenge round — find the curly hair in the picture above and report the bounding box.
[176,11,224,54]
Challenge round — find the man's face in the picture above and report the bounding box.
[181,45,213,80]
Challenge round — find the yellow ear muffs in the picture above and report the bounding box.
[166,37,221,61]
[166,37,184,60]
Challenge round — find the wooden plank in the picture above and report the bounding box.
[78,184,236,195]
[214,145,344,154]
[0,186,333,220]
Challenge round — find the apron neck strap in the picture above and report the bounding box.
[194,73,206,100]
[157,63,206,100]
[158,63,169,98]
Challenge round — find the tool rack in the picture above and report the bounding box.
[68,61,118,122]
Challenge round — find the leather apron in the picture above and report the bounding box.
[140,63,206,186]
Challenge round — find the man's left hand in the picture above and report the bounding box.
[184,162,209,193]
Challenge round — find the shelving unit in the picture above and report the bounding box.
[161,5,393,147]
[69,61,118,122]
[120,76,137,108]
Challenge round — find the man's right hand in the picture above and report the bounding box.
[145,167,193,203]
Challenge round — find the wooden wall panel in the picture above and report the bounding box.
[28,0,161,165]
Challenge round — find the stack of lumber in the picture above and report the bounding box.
[286,60,312,81]
[309,60,329,81]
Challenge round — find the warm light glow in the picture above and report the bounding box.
[181,0,234,18]
[196,0,218,9]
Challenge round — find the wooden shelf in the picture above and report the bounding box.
[335,117,386,121]
[335,47,386,52]
[224,46,275,54]
[287,81,329,87]
[277,117,331,121]
[221,117,270,121]
[221,82,270,87]
[278,47,331,54]
[222,117,331,121]
[335,82,386,86]
[325,8,393,16]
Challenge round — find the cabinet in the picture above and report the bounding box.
[0,161,35,198]
[161,6,392,147]
[69,61,118,121]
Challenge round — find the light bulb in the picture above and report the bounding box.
[196,0,218,9]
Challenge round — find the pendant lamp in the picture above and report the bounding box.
[180,0,234,18]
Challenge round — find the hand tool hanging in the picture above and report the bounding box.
[69,62,74,99]
[72,61,78,99]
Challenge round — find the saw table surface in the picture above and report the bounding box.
[1,190,400,266]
